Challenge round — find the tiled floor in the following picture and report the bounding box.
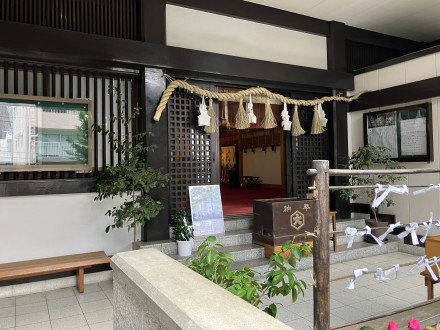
[0,252,438,329]
[271,252,439,329]
[0,281,113,330]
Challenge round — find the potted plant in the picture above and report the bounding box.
[93,86,170,250]
[337,145,406,238]
[171,209,194,257]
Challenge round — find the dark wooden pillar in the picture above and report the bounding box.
[141,68,170,241]
[327,21,352,217]
[139,0,166,44]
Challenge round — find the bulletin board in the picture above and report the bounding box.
[363,103,433,162]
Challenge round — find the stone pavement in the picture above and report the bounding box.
[0,252,437,329]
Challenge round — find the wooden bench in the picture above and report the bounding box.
[420,269,439,300]
[0,251,110,293]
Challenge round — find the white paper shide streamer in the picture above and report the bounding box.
[198,96,210,126]
[413,184,440,195]
[397,222,419,245]
[345,227,363,248]
[420,212,433,243]
[281,102,292,131]
[374,265,400,283]
[317,103,327,128]
[347,268,368,290]
[371,184,409,209]
[345,226,383,248]
[247,94,257,124]
[378,222,401,242]
[407,255,426,275]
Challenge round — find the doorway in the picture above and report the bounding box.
[165,80,328,217]
[218,90,286,215]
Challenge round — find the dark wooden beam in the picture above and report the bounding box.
[354,44,440,74]
[140,0,166,44]
[327,22,346,73]
[0,21,353,90]
[350,76,440,111]
[0,179,95,197]
[167,0,328,36]
[345,26,425,52]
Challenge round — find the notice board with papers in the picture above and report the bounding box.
[363,103,433,162]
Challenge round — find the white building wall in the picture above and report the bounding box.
[242,148,281,185]
[0,193,141,263]
[166,5,328,70]
[348,51,440,233]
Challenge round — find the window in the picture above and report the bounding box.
[0,94,92,171]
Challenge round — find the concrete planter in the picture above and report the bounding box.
[177,240,192,257]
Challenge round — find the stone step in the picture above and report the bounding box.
[168,214,253,238]
[170,243,265,263]
[334,218,366,231]
[143,217,367,258]
[231,240,399,276]
[224,214,253,231]
[138,228,253,255]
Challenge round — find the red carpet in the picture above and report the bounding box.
[221,186,286,215]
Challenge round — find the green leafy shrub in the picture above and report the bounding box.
[337,145,405,221]
[171,209,194,241]
[186,235,312,317]
[93,85,170,249]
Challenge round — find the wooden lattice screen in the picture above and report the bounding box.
[291,105,328,197]
[0,0,139,40]
[167,87,219,214]
[0,60,138,181]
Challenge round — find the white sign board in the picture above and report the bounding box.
[188,185,225,236]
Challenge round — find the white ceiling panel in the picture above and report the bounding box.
[244,0,440,42]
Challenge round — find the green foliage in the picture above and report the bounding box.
[93,85,170,248]
[171,209,194,241]
[186,235,312,317]
[65,110,89,164]
[337,145,405,220]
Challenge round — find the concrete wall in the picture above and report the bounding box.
[242,148,281,185]
[111,248,291,329]
[166,5,328,70]
[348,51,440,232]
[0,193,141,264]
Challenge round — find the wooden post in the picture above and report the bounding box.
[312,160,330,329]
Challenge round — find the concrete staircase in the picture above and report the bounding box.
[137,214,403,275]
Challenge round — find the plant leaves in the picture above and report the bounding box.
[206,250,215,265]
[263,304,277,317]
[246,287,256,301]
